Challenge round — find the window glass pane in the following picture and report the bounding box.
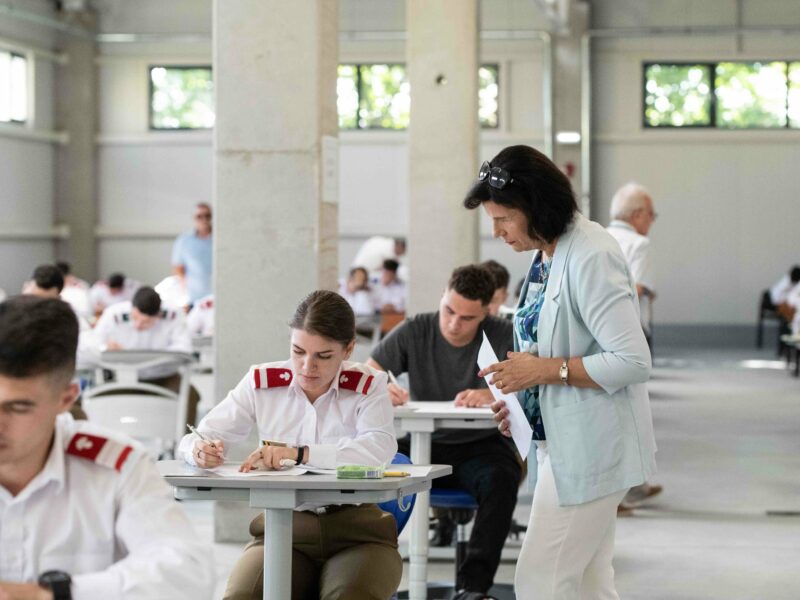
[479,64,499,128]
[0,52,12,122]
[337,64,359,129]
[358,64,409,129]
[788,62,800,128]
[716,61,787,128]
[10,54,27,122]
[150,66,214,129]
[644,64,712,127]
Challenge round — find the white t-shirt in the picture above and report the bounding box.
[770,275,800,306]
[606,220,655,333]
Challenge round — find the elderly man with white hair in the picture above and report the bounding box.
[607,182,663,513]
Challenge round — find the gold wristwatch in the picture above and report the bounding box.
[559,360,569,385]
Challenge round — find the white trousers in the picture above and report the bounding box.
[515,443,628,600]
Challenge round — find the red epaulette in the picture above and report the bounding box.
[338,370,375,395]
[159,310,177,320]
[201,298,214,309]
[66,432,134,472]
[252,366,293,389]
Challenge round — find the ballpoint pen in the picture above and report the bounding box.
[387,370,400,386]
[187,424,218,450]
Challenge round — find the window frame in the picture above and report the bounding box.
[0,49,29,125]
[642,61,716,129]
[148,64,214,132]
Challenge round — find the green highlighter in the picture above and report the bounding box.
[336,465,384,479]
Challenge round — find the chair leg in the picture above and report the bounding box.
[454,523,469,591]
[757,316,764,348]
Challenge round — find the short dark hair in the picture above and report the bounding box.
[791,266,800,283]
[132,286,161,316]
[108,273,125,289]
[447,265,496,306]
[481,259,510,291]
[32,265,65,293]
[383,259,400,273]
[0,296,78,381]
[463,145,578,243]
[55,261,71,276]
[289,290,355,347]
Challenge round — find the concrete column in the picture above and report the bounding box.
[212,0,338,541]
[55,12,97,279]
[407,0,479,314]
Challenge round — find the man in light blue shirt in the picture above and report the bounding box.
[172,202,213,304]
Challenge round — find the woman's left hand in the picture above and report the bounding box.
[478,351,549,394]
[239,445,299,472]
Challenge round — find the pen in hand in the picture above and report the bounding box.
[187,424,217,449]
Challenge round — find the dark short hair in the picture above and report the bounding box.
[791,266,800,283]
[463,145,578,243]
[289,290,355,347]
[481,259,510,291]
[383,259,400,273]
[32,265,65,293]
[108,273,125,289]
[0,296,78,381]
[132,287,161,316]
[55,261,71,276]
[447,265,496,306]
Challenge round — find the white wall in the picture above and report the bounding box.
[592,0,800,324]
[0,0,59,294]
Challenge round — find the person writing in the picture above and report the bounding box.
[177,290,400,600]
[465,145,657,599]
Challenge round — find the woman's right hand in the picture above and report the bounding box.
[491,400,512,437]
[388,382,409,406]
[193,439,225,468]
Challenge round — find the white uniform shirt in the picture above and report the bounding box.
[607,220,655,332]
[89,279,140,314]
[373,280,407,313]
[177,360,396,504]
[61,281,92,321]
[94,301,192,378]
[0,414,213,599]
[770,275,800,306]
[186,294,215,336]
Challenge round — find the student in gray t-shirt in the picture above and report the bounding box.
[369,265,521,600]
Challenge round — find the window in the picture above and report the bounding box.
[149,66,214,130]
[645,60,800,129]
[644,63,712,127]
[337,63,500,130]
[0,50,28,124]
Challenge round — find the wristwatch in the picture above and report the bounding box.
[296,445,307,465]
[559,360,569,385]
[38,570,72,600]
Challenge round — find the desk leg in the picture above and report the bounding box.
[263,508,293,600]
[409,431,432,600]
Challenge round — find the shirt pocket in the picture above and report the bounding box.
[549,392,623,480]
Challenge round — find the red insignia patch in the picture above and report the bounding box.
[338,370,374,395]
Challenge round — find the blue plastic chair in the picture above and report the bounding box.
[430,489,479,594]
[378,452,416,534]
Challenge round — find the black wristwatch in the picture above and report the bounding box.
[38,570,72,600]
[296,445,307,465]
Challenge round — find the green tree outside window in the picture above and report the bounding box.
[150,66,215,130]
[715,61,787,128]
[644,64,712,127]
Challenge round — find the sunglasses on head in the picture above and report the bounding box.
[478,161,514,190]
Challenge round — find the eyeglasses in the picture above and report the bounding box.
[478,161,514,190]
[194,213,212,221]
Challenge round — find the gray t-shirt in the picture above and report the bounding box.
[371,312,514,444]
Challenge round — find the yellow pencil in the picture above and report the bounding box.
[383,471,411,477]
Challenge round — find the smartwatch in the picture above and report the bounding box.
[38,570,72,600]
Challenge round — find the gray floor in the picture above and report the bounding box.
[182,344,800,599]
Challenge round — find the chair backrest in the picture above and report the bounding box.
[82,386,179,458]
[378,452,416,534]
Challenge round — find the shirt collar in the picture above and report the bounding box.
[289,363,344,402]
[609,219,636,232]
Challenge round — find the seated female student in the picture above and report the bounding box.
[177,290,400,600]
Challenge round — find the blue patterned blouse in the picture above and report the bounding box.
[514,252,552,440]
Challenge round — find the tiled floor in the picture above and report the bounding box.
[182,344,800,599]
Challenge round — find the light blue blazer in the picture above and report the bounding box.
[516,213,657,505]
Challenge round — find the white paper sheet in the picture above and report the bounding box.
[477,331,533,459]
[208,464,308,477]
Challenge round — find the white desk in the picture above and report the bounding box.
[158,460,451,600]
[394,401,496,600]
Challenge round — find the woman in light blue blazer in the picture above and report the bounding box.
[467,145,657,600]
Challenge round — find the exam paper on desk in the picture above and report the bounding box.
[207,464,309,477]
[477,331,533,459]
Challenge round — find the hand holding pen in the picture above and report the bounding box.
[387,370,409,407]
[187,424,225,469]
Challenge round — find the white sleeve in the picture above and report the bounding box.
[166,316,193,353]
[177,374,257,465]
[306,373,397,469]
[93,310,114,349]
[186,306,203,336]
[70,455,214,600]
[628,238,655,292]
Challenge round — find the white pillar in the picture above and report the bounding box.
[407,0,479,314]
[212,0,338,541]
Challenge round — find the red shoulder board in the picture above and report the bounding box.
[201,299,214,309]
[253,366,293,389]
[66,433,134,472]
[338,370,375,395]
